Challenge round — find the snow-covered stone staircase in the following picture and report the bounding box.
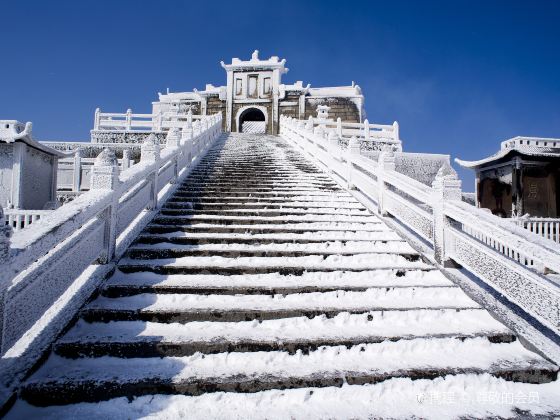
[12,133,559,417]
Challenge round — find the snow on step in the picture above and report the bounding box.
[15,133,560,415]
[85,287,480,315]
[21,338,557,405]
[58,309,513,352]
[128,240,417,255]
[118,254,428,273]
[104,269,454,292]
[139,230,404,242]
[13,374,560,420]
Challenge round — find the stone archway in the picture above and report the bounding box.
[237,106,267,134]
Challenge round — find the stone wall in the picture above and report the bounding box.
[206,95,227,131]
[91,131,167,144]
[304,97,361,123]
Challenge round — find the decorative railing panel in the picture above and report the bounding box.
[0,114,222,384]
[279,115,560,340]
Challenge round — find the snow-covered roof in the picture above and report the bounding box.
[221,50,288,73]
[307,85,363,98]
[280,81,309,92]
[157,84,226,103]
[0,120,65,157]
[455,136,560,169]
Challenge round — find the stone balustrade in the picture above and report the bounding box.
[0,114,222,390]
[280,115,560,345]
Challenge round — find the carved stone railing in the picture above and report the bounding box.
[515,217,560,244]
[3,209,54,231]
[0,113,222,390]
[93,108,203,132]
[280,115,560,342]
[306,115,402,151]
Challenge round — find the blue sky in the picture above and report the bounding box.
[1,0,559,190]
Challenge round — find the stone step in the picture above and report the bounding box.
[125,241,418,259]
[143,224,396,235]
[117,253,428,276]
[151,214,379,226]
[101,269,455,297]
[159,208,368,217]
[162,201,365,210]
[55,309,515,358]
[81,286,477,323]
[134,230,403,245]
[167,194,353,202]
[21,338,558,405]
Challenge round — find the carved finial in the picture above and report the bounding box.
[166,127,181,148]
[94,148,118,167]
[252,50,259,60]
[141,134,160,162]
[91,148,120,190]
[436,161,458,179]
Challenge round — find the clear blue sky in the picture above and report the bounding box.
[2,0,559,190]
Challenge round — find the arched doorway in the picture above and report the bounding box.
[238,107,266,133]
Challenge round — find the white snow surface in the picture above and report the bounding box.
[27,338,553,384]
[60,309,509,344]
[106,269,453,289]
[87,287,479,312]
[11,374,560,419]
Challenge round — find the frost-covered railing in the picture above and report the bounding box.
[515,217,560,244]
[94,108,202,131]
[3,209,53,231]
[0,113,222,382]
[57,152,135,192]
[280,115,560,337]
[306,116,401,151]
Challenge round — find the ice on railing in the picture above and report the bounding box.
[279,114,560,349]
[0,114,223,385]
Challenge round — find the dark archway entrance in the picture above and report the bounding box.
[239,108,266,133]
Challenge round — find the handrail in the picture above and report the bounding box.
[279,115,560,341]
[0,114,223,382]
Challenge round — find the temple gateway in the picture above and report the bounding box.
[92,50,364,141]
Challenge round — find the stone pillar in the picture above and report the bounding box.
[91,148,121,263]
[141,134,160,210]
[166,127,181,149]
[91,148,120,190]
[72,149,82,192]
[346,136,360,189]
[122,148,132,171]
[431,162,462,267]
[328,131,339,148]
[0,207,12,264]
[377,151,396,216]
[363,119,370,141]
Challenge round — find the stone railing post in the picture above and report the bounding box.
[393,121,400,142]
[121,148,132,171]
[126,108,132,131]
[166,128,180,184]
[306,116,314,132]
[363,119,370,141]
[431,162,462,267]
[141,134,160,210]
[346,136,360,189]
[94,108,101,130]
[337,117,342,138]
[377,151,396,216]
[91,148,121,263]
[154,111,163,131]
[328,131,339,149]
[72,148,82,192]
